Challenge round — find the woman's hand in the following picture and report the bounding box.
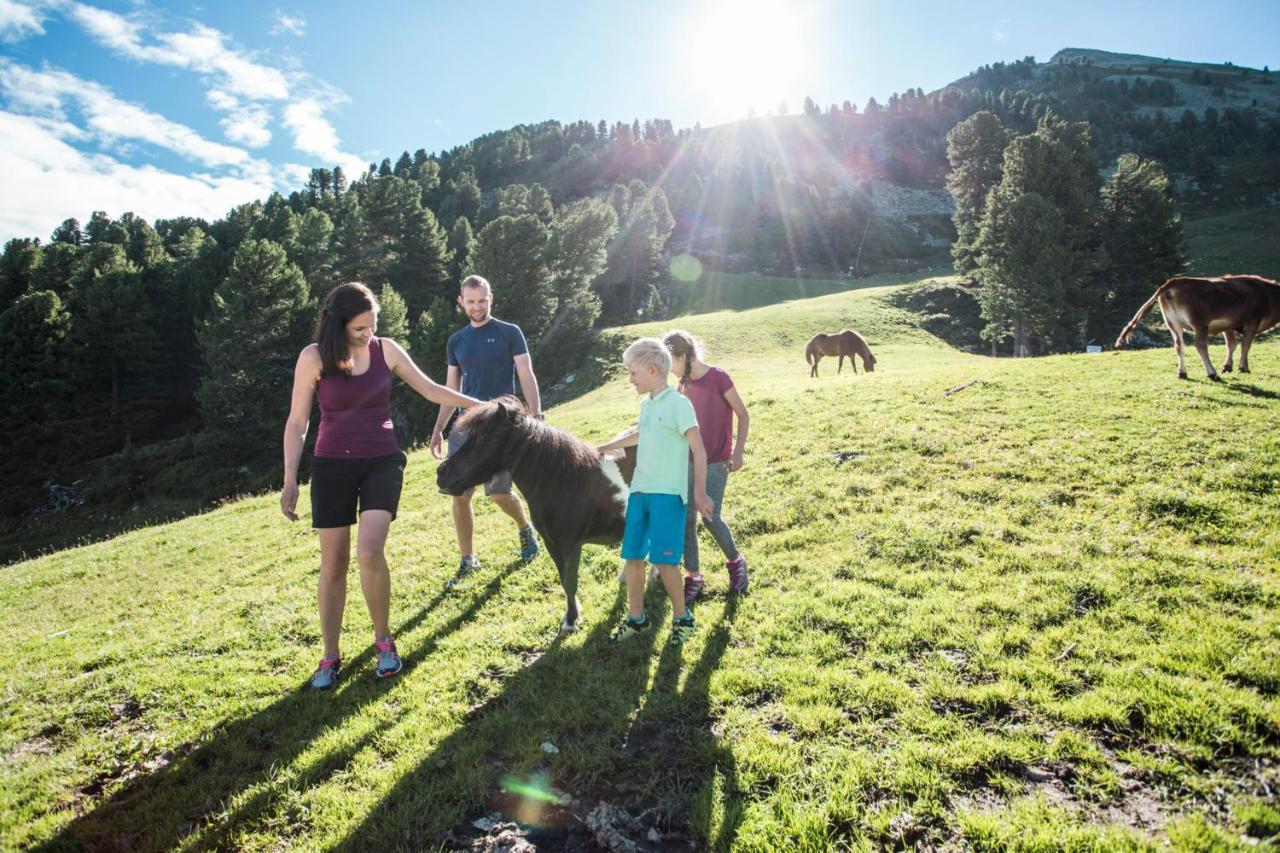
[280,481,300,522]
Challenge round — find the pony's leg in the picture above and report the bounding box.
[1239,322,1260,373]
[1164,313,1187,379]
[557,542,584,632]
[1222,330,1237,373]
[1192,327,1219,380]
[811,354,820,378]
[838,354,844,374]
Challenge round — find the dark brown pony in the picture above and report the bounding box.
[436,397,636,632]
[805,329,876,377]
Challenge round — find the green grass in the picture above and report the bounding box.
[3,277,1279,850]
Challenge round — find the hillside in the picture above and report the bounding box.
[3,275,1278,849]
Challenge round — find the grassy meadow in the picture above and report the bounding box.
[2,274,1279,850]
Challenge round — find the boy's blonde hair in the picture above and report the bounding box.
[623,337,672,375]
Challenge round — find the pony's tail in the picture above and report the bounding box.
[805,342,815,366]
[1114,281,1173,348]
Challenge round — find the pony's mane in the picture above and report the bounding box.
[456,397,599,475]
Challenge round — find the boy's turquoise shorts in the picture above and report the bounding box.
[621,491,685,565]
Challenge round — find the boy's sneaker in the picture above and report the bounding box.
[683,573,706,605]
[309,655,341,690]
[446,556,480,589]
[669,614,696,646]
[375,636,403,678]
[609,613,650,643]
[519,526,539,562]
[726,556,749,593]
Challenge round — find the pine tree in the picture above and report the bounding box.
[448,216,477,281]
[975,191,1072,356]
[377,284,409,342]
[197,240,312,453]
[1095,154,1186,342]
[946,111,1009,273]
[474,214,555,341]
[537,198,617,378]
[0,238,42,302]
[0,291,74,494]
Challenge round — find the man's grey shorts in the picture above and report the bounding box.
[444,429,513,496]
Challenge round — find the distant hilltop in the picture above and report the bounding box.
[1050,47,1269,74]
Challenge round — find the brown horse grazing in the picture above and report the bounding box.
[436,397,636,632]
[1115,275,1280,380]
[805,329,877,377]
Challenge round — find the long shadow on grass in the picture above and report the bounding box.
[36,562,520,852]
[631,596,744,851]
[1226,380,1280,401]
[335,589,742,849]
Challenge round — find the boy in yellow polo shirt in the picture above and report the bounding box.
[597,338,714,646]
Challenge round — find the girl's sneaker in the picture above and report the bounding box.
[669,614,696,646]
[375,637,403,678]
[518,526,540,562]
[609,613,650,643]
[726,556,749,593]
[683,573,706,605]
[310,655,341,690]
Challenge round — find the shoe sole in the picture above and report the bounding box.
[377,661,403,678]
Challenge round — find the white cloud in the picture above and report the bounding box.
[0,110,274,242]
[269,10,305,37]
[283,99,366,176]
[993,17,1010,43]
[68,3,290,101]
[0,60,252,168]
[0,0,46,42]
[220,105,272,148]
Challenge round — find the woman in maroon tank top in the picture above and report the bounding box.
[281,283,480,690]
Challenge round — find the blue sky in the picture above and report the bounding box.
[1,0,1276,242]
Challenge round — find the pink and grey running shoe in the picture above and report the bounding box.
[310,655,341,690]
[726,556,749,593]
[683,573,705,605]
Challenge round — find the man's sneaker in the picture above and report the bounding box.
[670,614,696,646]
[446,556,480,589]
[726,556,749,593]
[683,573,706,605]
[310,655,341,690]
[609,613,650,643]
[519,526,540,562]
[375,637,403,678]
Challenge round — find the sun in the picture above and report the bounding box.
[685,0,812,123]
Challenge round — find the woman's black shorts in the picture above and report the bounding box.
[310,451,407,528]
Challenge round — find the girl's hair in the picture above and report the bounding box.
[662,329,703,390]
[623,337,671,375]
[314,282,379,377]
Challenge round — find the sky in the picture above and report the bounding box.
[1,0,1276,243]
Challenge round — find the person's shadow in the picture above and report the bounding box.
[333,589,743,850]
[36,562,521,852]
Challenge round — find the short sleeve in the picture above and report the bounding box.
[507,323,529,357]
[674,394,699,434]
[715,367,735,394]
[446,332,460,367]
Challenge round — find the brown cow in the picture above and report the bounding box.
[1115,275,1280,380]
[805,329,877,377]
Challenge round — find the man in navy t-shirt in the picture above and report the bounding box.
[431,275,543,581]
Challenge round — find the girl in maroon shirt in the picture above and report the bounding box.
[663,330,751,603]
[281,282,479,689]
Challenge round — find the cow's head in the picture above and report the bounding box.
[436,396,526,496]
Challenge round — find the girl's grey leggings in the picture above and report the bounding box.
[685,461,739,573]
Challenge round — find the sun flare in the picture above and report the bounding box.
[685,0,812,122]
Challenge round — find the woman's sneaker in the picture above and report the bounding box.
[375,637,403,678]
[683,573,706,605]
[310,655,341,690]
[726,556,749,593]
[669,614,696,646]
[609,613,650,643]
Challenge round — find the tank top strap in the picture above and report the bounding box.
[369,337,388,373]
